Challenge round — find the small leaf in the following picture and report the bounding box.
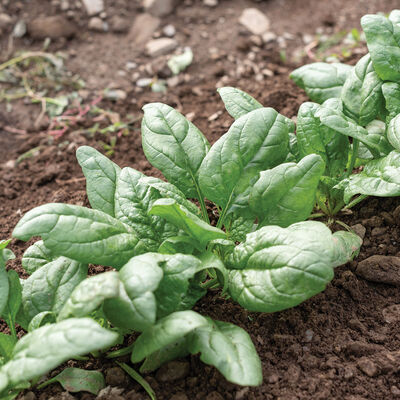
[28,311,56,332]
[168,48,193,75]
[382,82,400,123]
[22,241,54,274]
[387,114,400,151]
[331,231,362,267]
[158,236,197,255]
[3,271,22,328]
[0,334,16,361]
[217,87,262,119]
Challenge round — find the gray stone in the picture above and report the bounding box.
[239,8,270,35]
[351,223,366,240]
[383,304,400,324]
[81,0,104,16]
[203,0,218,6]
[163,24,176,37]
[262,31,277,43]
[0,13,12,30]
[104,89,127,101]
[136,78,152,87]
[27,16,76,39]
[12,20,26,37]
[143,0,180,17]
[109,15,130,33]
[130,13,160,45]
[88,16,108,32]
[357,358,379,377]
[146,37,178,57]
[356,255,400,286]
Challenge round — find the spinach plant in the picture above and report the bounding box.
[290,10,400,217]
[1,88,361,396]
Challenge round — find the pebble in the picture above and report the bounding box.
[97,386,124,399]
[357,358,379,377]
[0,13,12,31]
[143,0,178,17]
[28,15,76,39]
[391,386,400,397]
[12,20,26,37]
[382,304,400,323]
[60,0,69,11]
[81,0,104,16]
[105,367,126,386]
[21,392,37,400]
[239,8,270,35]
[356,255,400,286]
[130,13,160,45]
[163,24,176,37]
[203,0,218,6]
[109,15,130,33]
[235,388,249,400]
[304,329,314,342]
[104,89,127,101]
[371,226,387,237]
[88,16,108,32]
[136,77,152,87]
[146,37,178,57]
[155,361,190,382]
[351,224,366,240]
[262,31,277,43]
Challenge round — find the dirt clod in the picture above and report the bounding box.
[356,255,400,285]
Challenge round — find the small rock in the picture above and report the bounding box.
[381,211,395,225]
[371,226,387,237]
[146,37,178,57]
[88,16,108,31]
[49,393,75,400]
[130,13,160,45]
[351,224,366,240]
[155,361,189,382]
[3,160,16,169]
[163,24,176,37]
[262,31,277,43]
[105,367,126,386]
[104,89,127,101]
[391,386,400,397]
[357,358,379,377]
[356,255,400,286]
[97,386,124,399]
[235,388,249,400]
[126,61,137,70]
[12,20,26,37]
[344,341,382,356]
[206,392,224,400]
[344,366,355,380]
[136,78,152,87]
[81,0,104,16]
[60,0,70,11]
[167,75,181,87]
[28,16,76,39]
[143,0,180,17]
[304,329,314,342]
[203,0,218,6]
[267,373,280,383]
[0,13,12,31]
[22,392,37,400]
[170,394,188,400]
[239,8,270,35]
[109,15,130,33]
[382,304,400,323]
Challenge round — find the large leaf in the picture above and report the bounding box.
[249,154,325,227]
[290,62,352,103]
[141,103,210,199]
[0,246,13,317]
[335,151,400,203]
[296,102,349,177]
[22,257,87,321]
[0,319,118,393]
[198,108,291,215]
[76,146,121,217]
[217,87,262,119]
[361,13,400,81]
[21,241,54,274]
[341,54,384,126]
[13,204,145,269]
[226,221,361,312]
[382,82,400,123]
[387,114,400,151]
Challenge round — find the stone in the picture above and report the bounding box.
[357,358,379,377]
[12,20,26,37]
[203,0,218,6]
[351,224,366,240]
[143,0,180,17]
[356,255,400,286]
[382,304,400,324]
[81,0,104,16]
[155,361,189,382]
[27,16,76,39]
[130,13,160,45]
[239,8,270,35]
[21,392,37,400]
[205,392,224,400]
[146,37,178,57]
[163,24,176,37]
[109,15,130,33]
[0,13,12,31]
[136,78,152,87]
[105,366,126,386]
[88,17,108,31]
[97,386,124,399]
[104,89,127,101]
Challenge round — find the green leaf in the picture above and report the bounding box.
[290,62,352,103]
[141,103,210,199]
[187,318,262,386]
[3,271,22,329]
[0,248,10,317]
[387,114,400,151]
[361,13,400,81]
[198,108,291,215]
[227,216,255,243]
[39,368,105,395]
[168,49,193,75]
[341,54,384,126]
[296,102,349,177]
[22,257,87,321]
[249,154,325,227]
[382,82,400,123]
[226,221,360,312]
[12,204,145,269]
[0,334,16,361]
[28,311,56,332]
[217,87,262,119]
[335,151,400,203]
[0,318,118,393]
[149,198,225,248]
[76,146,121,217]
[22,241,54,274]
[331,231,362,267]
[158,236,197,254]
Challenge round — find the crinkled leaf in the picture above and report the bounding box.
[361,13,400,81]
[335,151,400,203]
[22,257,87,322]
[76,146,121,217]
[341,54,384,126]
[141,103,210,198]
[22,241,54,274]
[158,236,198,254]
[0,318,118,393]
[387,114,400,151]
[290,62,352,103]
[28,311,56,332]
[149,198,225,248]
[217,87,262,119]
[12,204,145,269]
[227,216,255,243]
[226,221,360,312]
[249,154,325,227]
[198,108,291,215]
[382,82,400,124]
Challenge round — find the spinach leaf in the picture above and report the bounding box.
[217,87,262,119]
[387,114,400,151]
[382,82,400,123]
[21,241,54,274]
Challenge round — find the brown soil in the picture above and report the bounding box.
[1,0,400,399]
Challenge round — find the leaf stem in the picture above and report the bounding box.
[343,194,368,210]
[347,139,359,177]
[106,343,135,359]
[201,277,220,290]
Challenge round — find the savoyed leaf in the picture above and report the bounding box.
[382,82,400,123]
[387,114,400,151]
[28,311,56,332]
[12,204,146,269]
[22,257,87,321]
[249,154,325,227]
[361,13,400,81]
[331,231,362,267]
[76,146,121,217]
[158,236,197,255]
[290,62,352,103]
[217,87,262,119]
[0,318,118,393]
[22,241,54,274]
[198,107,291,215]
[227,215,255,243]
[335,151,400,203]
[141,103,210,198]
[149,198,225,248]
[226,221,361,312]
[341,54,384,126]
